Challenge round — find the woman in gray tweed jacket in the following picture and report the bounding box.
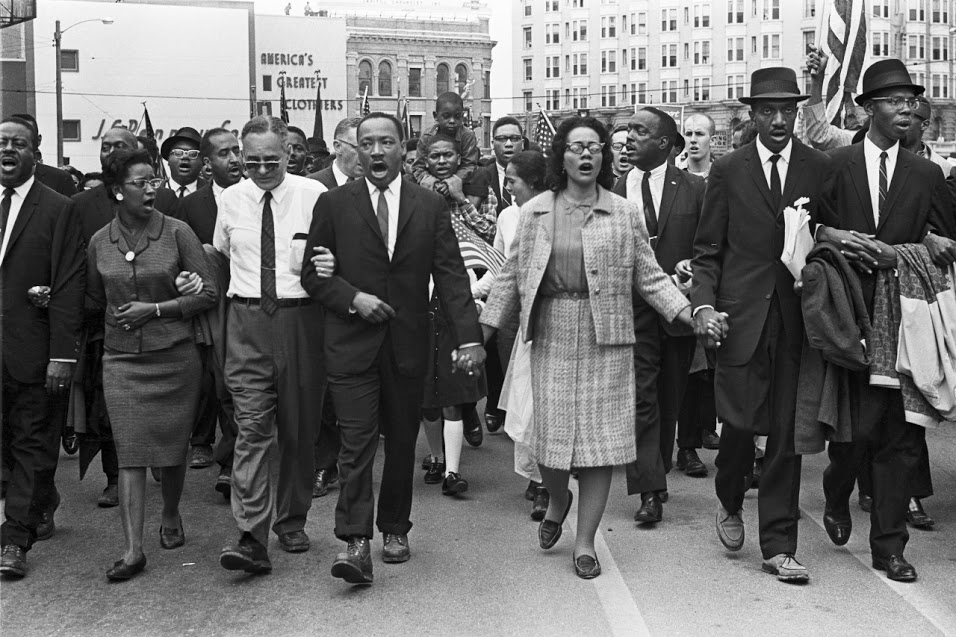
[480,117,693,579]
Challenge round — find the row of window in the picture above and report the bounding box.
[356,60,489,99]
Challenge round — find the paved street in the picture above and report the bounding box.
[3,418,955,637]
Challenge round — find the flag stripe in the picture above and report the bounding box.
[451,214,505,275]
[820,0,869,126]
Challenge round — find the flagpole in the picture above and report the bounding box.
[313,70,325,140]
[536,102,556,134]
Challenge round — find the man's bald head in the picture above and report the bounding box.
[683,113,715,164]
[100,127,139,169]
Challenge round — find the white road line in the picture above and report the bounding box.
[566,484,653,637]
[801,504,956,637]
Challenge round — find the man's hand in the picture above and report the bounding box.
[818,227,884,274]
[923,232,956,266]
[27,285,51,309]
[46,361,74,394]
[311,246,336,279]
[175,271,203,295]
[351,292,396,323]
[693,307,729,349]
[434,180,451,199]
[869,239,897,270]
[446,175,467,203]
[115,301,157,331]
[452,344,487,377]
[674,259,693,283]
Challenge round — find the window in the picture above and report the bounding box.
[932,36,949,60]
[601,17,607,37]
[727,37,744,61]
[804,0,815,17]
[601,50,617,72]
[524,26,533,48]
[873,32,890,57]
[638,12,647,33]
[436,63,450,94]
[661,80,678,103]
[609,16,616,37]
[873,0,890,17]
[694,4,711,27]
[622,48,628,68]
[762,34,780,58]
[621,83,628,103]
[931,0,947,22]
[580,20,588,40]
[909,0,926,21]
[684,79,690,97]
[0,23,26,62]
[378,60,392,96]
[932,73,949,98]
[727,0,744,23]
[684,7,690,24]
[524,91,533,112]
[601,84,618,106]
[524,58,533,81]
[638,47,647,70]
[546,23,561,44]
[661,8,677,30]
[694,78,710,101]
[726,74,744,99]
[685,42,690,60]
[565,88,571,108]
[546,56,560,78]
[62,120,81,142]
[694,41,711,64]
[524,0,531,17]
[358,60,372,95]
[408,68,422,97]
[638,82,647,103]
[803,31,815,56]
[763,0,780,19]
[752,36,757,53]
[908,34,926,59]
[662,44,677,67]
[455,63,469,94]
[548,89,561,111]
[484,71,491,99]
[60,49,79,72]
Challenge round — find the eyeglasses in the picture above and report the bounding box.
[426,151,458,161]
[169,149,200,159]
[565,141,605,155]
[335,138,358,149]
[124,178,165,189]
[244,161,282,172]
[610,142,626,151]
[493,135,523,144]
[869,97,920,110]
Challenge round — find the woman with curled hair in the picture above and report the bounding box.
[86,148,216,580]
[481,117,693,579]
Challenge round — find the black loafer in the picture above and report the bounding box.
[538,490,573,550]
[463,410,483,447]
[484,411,504,433]
[872,554,917,582]
[106,554,147,581]
[823,499,851,546]
[906,498,935,529]
[159,523,185,550]
[530,487,550,521]
[573,553,601,579]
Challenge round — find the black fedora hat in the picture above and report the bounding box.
[307,137,330,157]
[854,59,925,105]
[739,67,809,105]
[160,126,202,159]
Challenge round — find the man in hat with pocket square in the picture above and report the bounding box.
[161,126,204,200]
[690,67,836,583]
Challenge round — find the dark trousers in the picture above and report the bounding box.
[224,302,324,545]
[626,307,696,494]
[313,386,340,472]
[1,365,60,551]
[857,437,933,500]
[210,343,237,470]
[330,334,422,541]
[679,368,717,441]
[189,345,219,448]
[714,298,802,559]
[824,388,925,558]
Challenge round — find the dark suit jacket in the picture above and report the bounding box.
[1,181,85,384]
[301,178,481,377]
[690,139,836,366]
[73,184,178,244]
[173,183,218,245]
[464,161,507,213]
[308,166,339,190]
[35,163,77,198]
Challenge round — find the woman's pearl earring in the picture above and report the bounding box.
[115,193,124,201]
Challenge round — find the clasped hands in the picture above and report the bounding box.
[819,227,897,274]
[693,308,729,349]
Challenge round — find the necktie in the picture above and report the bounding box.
[878,151,888,223]
[178,186,187,199]
[642,171,658,249]
[769,154,782,212]
[0,187,13,245]
[376,189,389,249]
[500,176,512,207]
[260,191,278,316]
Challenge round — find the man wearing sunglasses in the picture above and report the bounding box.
[161,127,204,199]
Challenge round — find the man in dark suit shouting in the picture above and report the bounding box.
[613,107,706,524]
[690,69,834,582]
[302,112,484,585]
[0,117,85,578]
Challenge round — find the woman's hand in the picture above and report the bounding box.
[115,301,158,331]
[175,271,203,295]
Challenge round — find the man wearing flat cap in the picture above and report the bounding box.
[161,127,204,200]
[691,67,835,583]
[815,59,956,583]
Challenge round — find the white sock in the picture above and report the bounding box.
[422,418,444,462]
[443,419,464,475]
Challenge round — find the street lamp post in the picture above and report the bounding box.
[54,17,113,167]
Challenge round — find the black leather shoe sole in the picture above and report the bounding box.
[0,560,26,578]
[278,540,310,553]
[872,556,917,582]
[220,549,272,574]
[106,555,147,581]
[331,558,373,584]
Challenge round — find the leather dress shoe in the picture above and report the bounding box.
[463,409,483,447]
[0,545,27,578]
[278,530,310,553]
[331,536,373,584]
[215,467,231,500]
[823,510,851,546]
[62,429,79,455]
[421,455,434,470]
[189,445,214,469]
[634,492,662,524]
[524,480,539,501]
[872,554,917,582]
[106,554,147,581]
[530,487,550,521]
[424,459,445,485]
[160,522,185,549]
[658,490,669,503]
[675,448,708,477]
[716,504,744,551]
[98,483,119,508]
[36,492,61,541]
[906,498,935,529]
[383,533,410,563]
[220,535,272,574]
[859,492,872,513]
[539,490,573,550]
[573,553,601,579]
[702,430,720,450]
[442,472,468,496]
[762,553,809,582]
[484,410,504,433]
[312,468,337,498]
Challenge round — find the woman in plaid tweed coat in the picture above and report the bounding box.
[480,117,692,579]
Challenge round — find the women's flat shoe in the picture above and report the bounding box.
[160,523,185,549]
[573,553,601,579]
[106,554,147,581]
[538,490,573,550]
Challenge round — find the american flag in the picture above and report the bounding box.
[450,212,506,275]
[533,108,555,152]
[141,103,168,185]
[360,85,371,116]
[819,0,869,126]
[279,74,290,124]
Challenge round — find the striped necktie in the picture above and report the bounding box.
[878,151,888,223]
[260,191,278,315]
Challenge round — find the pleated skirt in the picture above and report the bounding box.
[530,297,637,470]
[103,341,202,468]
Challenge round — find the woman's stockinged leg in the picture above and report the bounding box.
[118,467,147,563]
[538,464,571,522]
[573,466,613,557]
[160,463,187,530]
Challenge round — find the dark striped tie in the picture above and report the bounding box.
[178,186,187,199]
[376,190,389,247]
[0,188,13,245]
[769,154,782,212]
[642,171,658,250]
[878,151,888,223]
[260,191,278,315]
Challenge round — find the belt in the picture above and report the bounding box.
[541,291,589,300]
[231,296,312,308]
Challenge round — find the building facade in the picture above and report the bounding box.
[511,0,956,154]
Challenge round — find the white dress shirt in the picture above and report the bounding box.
[624,162,667,219]
[0,175,34,264]
[211,181,225,208]
[863,135,899,227]
[365,175,401,260]
[494,203,520,258]
[496,162,507,203]
[332,161,350,187]
[755,137,792,193]
[214,174,327,298]
[172,179,199,198]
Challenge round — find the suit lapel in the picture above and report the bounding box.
[878,150,911,234]
[395,182,416,244]
[847,145,876,234]
[656,165,680,238]
[779,142,806,215]
[744,144,774,213]
[2,182,38,265]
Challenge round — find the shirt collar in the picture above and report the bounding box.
[755,137,793,165]
[863,134,900,163]
[8,175,35,198]
[365,173,403,199]
[332,161,349,186]
[212,181,225,198]
[253,173,289,205]
[629,162,668,180]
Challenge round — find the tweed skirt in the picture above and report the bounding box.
[103,340,202,468]
[530,297,637,470]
